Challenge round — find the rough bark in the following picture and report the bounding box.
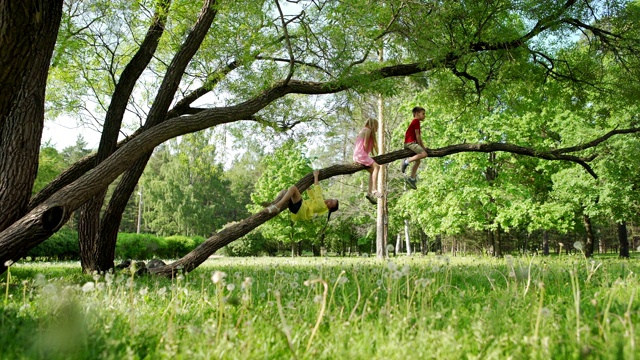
[618,222,630,258]
[0,1,63,233]
[83,0,217,271]
[78,0,171,273]
[583,213,595,258]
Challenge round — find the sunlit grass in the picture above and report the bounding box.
[1,254,638,359]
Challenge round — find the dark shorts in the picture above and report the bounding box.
[288,199,303,214]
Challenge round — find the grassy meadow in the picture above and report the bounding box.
[1,254,638,359]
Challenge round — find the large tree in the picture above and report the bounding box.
[1,0,639,274]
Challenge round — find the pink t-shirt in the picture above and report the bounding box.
[404,118,421,143]
[353,129,375,166]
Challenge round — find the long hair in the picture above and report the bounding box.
[364,118,379,155]
[318,200,339,240]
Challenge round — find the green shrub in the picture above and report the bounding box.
[163,235,196,258]
[115,233,166,260]
[223,232,276,256]
[26,227,79,260]
[115,233,203,260]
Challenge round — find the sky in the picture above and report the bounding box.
[42,116,103,150]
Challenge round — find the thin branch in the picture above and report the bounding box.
[275,0,296,83]
[552,127,640,155]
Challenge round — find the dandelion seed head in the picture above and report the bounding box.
[540,307,552,317]
[43,284,57,294]
[157,287,167,296]
[386,244,395,253]
[81,282,95,293]
[211,271,226,284]
[35,273,46,287]
[401,264,410,275]
[313,295,323,303]
[338,277,348,285]
[573,241,584,251]
[387,261,398,272]
[242,277,253,290]
[139,287,148,296]
[227,283,236,292]
[505,255,514,266]
[4,260,14,267]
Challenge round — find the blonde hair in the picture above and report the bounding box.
[363,118,379,155]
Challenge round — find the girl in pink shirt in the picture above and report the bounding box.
[353,119,382,204]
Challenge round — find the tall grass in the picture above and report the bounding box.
[1,255,638,359]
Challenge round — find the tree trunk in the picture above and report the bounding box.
[375,81,388,258]
[543,230,550,255]
[0,1,63,234]
[583,213,595,258]
[77,0,215,273]
[488,230,495,256]
[404,219,412,256]
[495,226,502,257]
[421,231,428,255]
[77,1,170,273]
[618,222,630,258]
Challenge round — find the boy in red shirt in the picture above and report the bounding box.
[401,106,428,189]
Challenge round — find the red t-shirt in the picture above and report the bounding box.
[404,118,421,143]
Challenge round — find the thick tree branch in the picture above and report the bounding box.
[150,134,610,276]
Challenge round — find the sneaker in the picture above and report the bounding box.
[265,205,279,214]
[365,193,377,205]
[401,159,409,174]
[405,177,417,190]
